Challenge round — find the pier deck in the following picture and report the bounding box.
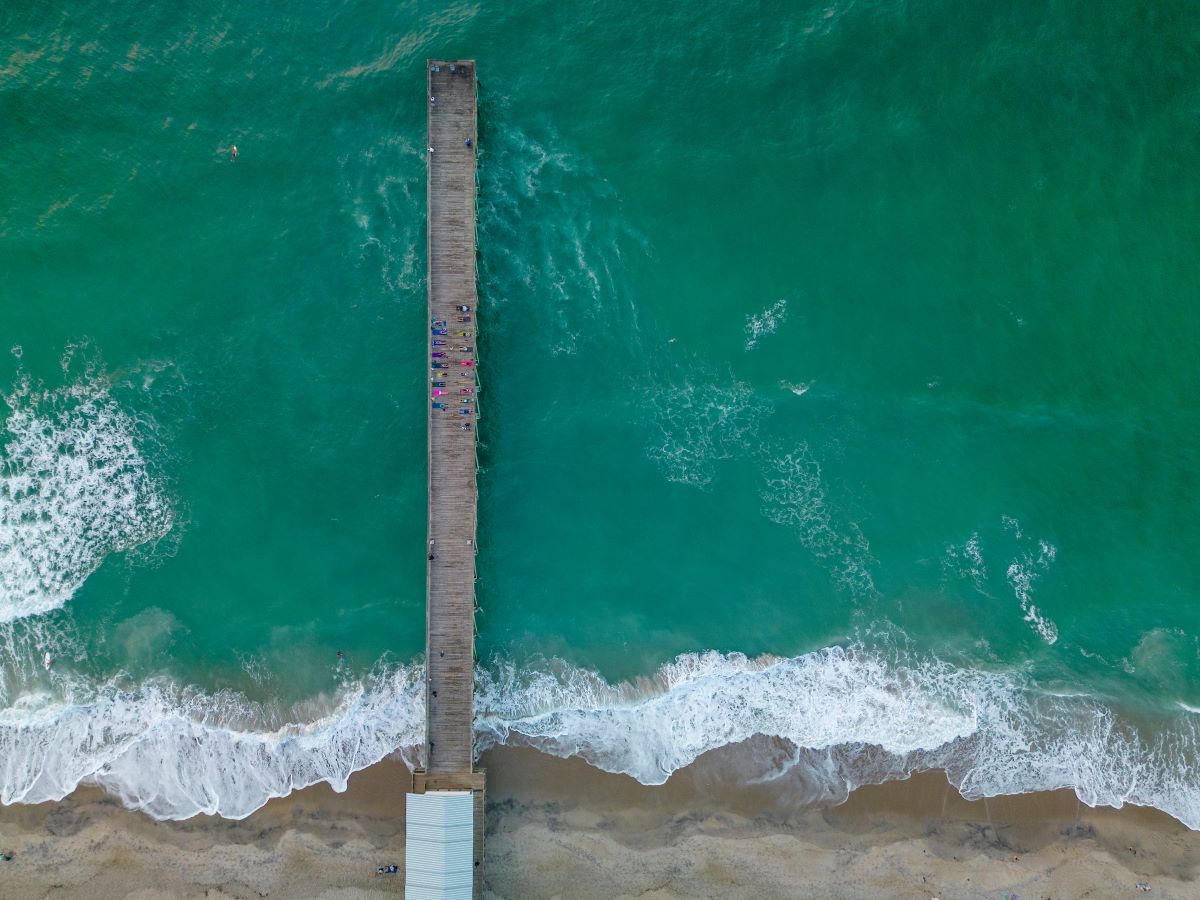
[410,58,484,900]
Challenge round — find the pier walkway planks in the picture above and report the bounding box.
[413,58,484,900]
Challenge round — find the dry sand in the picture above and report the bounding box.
[0,746,1197,899]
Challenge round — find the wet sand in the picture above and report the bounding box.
[0,746,1197,898]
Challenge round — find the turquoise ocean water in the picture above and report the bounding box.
[3,1,1200,824]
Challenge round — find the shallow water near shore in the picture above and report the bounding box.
[2,1,1200,826]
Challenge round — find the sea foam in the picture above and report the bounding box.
[744,298,789,351]
[1,646,1199,829]
[646,376,771,488]
[0,663,426,820]
[476,648,973,783]
[760,445,877,600]
[477,646,1200,829]
[479,123,646,358]
[1007,539,1059,644]
[0,368,174,622]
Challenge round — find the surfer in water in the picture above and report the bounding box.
[230,144,238,162]
[43,652,52,670]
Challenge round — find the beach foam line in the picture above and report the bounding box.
[0,663,426,820]
[477,646,1200,830]
[2,646,1199,828]
[477,648,973,785]
[0,364,173,623]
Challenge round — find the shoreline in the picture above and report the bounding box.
[0,747,1196,898]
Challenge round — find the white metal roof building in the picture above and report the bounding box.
[405,791,475,899]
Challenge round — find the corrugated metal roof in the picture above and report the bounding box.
[405,791,474,899]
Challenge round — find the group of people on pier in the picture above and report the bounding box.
[431,306,476,428]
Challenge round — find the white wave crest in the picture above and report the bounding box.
[476,646,1200,829]
[476,648,971,784]
[1007,538,1058,644]
[4,647,1200,829]
[0,371,174,622]
[0,663,426,820]
[744,298,788,351]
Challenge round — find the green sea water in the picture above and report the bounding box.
[2,0,1200,823]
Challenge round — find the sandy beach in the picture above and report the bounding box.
[1,745,1197,899]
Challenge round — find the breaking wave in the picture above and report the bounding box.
[943,518,1060,644]
[1007,539,1059,644]
[0,363,174,622]
[0,646,1198,828]
[0,662,426,820]
[477,646,1200,830]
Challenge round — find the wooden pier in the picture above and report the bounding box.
[407,59,484,900]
